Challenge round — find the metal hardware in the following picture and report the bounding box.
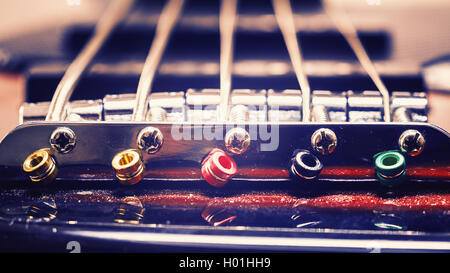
[147,91,185,122]
[103,94,136,121]
[132,0,185,121]
[289,149,323,180]
[311,105,330,123]
[22,148,57,184]
[218,0,238,122]
[186,88,220,122]
[230,89,267,122]
[19,102,51,124]
[391,91,428,122]
[398,129,425,156]
[1,123,447,183]
[267,89,302,122]
[147,107,168,122]
[111,149,144,185]
[348,90,383,122]
[104,92,185,122]
[66,99,103,121]
[20,100,102,123]
[45,0,135,121]
[311,128,337,155]
[323,0,391,122]
[49,127,76,154]
[20,89,431,123]
[393,107,412,122]
[229,105,249,123]
[137,127,164,154]
[374,150,406,187]
[311,90,347,122]
[224,127,251,155]
[201,148,237,187]
[273,0,311,122]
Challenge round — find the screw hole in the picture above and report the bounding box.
[382,155,398,166]
[218,155,232,169]
[119,153,135,166]
[29,155,43,168]
[301,154,317,168]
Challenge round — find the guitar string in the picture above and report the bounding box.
[132,0,185,122]
[45,0,135,121]
[272,0,312,122]
[219,0,238,122]
[45,0,390,123]
[323,0,391,122]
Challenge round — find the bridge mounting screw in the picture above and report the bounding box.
[311,128,337,155]
[224,127,251,155]
[49,127,76,153]
[137,127,164,154]
[398,129,425,156]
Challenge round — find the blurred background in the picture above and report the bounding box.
[0,0,449,139]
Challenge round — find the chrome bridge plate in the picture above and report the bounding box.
[0,122,448,183]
